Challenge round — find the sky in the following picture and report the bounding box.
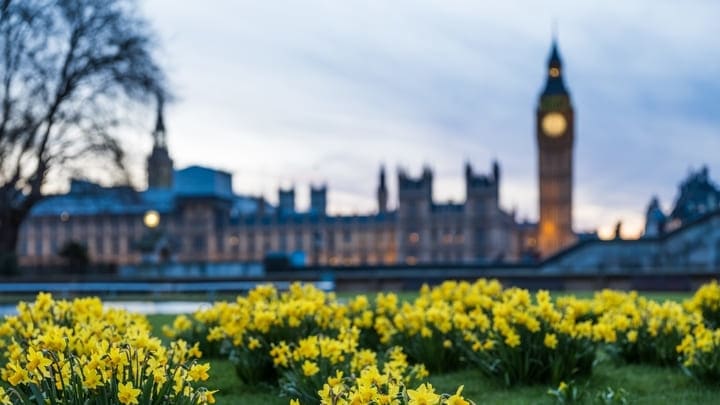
[124,0,719,239]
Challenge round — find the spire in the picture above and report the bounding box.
[147,91,173,189]
[377,164,388,214]
[541,37,569,97]
[153,92,166,148]
[550,20,560,65]
[548,40,562,67]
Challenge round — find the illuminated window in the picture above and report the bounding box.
[406,256,417,265]
[549,67,560,77]
[542,222,556,235]
[409,232,420,243]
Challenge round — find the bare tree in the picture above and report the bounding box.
[0,0,166,271]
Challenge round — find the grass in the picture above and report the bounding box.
[144,290,711,404]
[150,355,720,404]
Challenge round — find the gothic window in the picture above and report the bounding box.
[248,234,255,252]
[296,232,304,250]
[475,230,485,251]
[96,236,104,255]
[193,235,205,253]
[112,237,120,256]
[35,237,43,256]
[327,231,335,251]
[280,234,287,252]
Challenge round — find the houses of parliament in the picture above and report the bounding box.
[17,41,579,267]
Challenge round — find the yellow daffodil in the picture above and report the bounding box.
[407,383,440,405]
[117,382,141,405]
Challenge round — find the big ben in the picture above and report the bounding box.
[537,40,576,257]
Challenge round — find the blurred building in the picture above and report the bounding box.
[17,102,537,267]
[18,41,598,268]
[18,158,535,267]
[539,168,720,274]
[643,166,720,237]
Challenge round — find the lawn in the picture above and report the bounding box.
[197,360,720,405]
[145,290,712,404]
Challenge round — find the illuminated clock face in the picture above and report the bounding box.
[542,113,567,137]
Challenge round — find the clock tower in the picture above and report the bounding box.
[537,40,575,257]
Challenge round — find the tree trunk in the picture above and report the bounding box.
[0,207,25,275]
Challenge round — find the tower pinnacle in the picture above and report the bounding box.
[541,39,569,97]
[153,93,167,148]
[147,92,174,189]
[377,165,388,214]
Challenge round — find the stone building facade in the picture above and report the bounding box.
[18,160,533,267]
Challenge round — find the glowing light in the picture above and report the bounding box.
[597,226,615,240]
[409,232,420,243]
[406,256,417,265]
[143,210,161,228]
[541,221,556,235]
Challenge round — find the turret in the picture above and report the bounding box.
[644,196,666,238]
[377,166,388,214]
[278,187,295,216]
[310,184,327,216]
[147,93,174,189]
